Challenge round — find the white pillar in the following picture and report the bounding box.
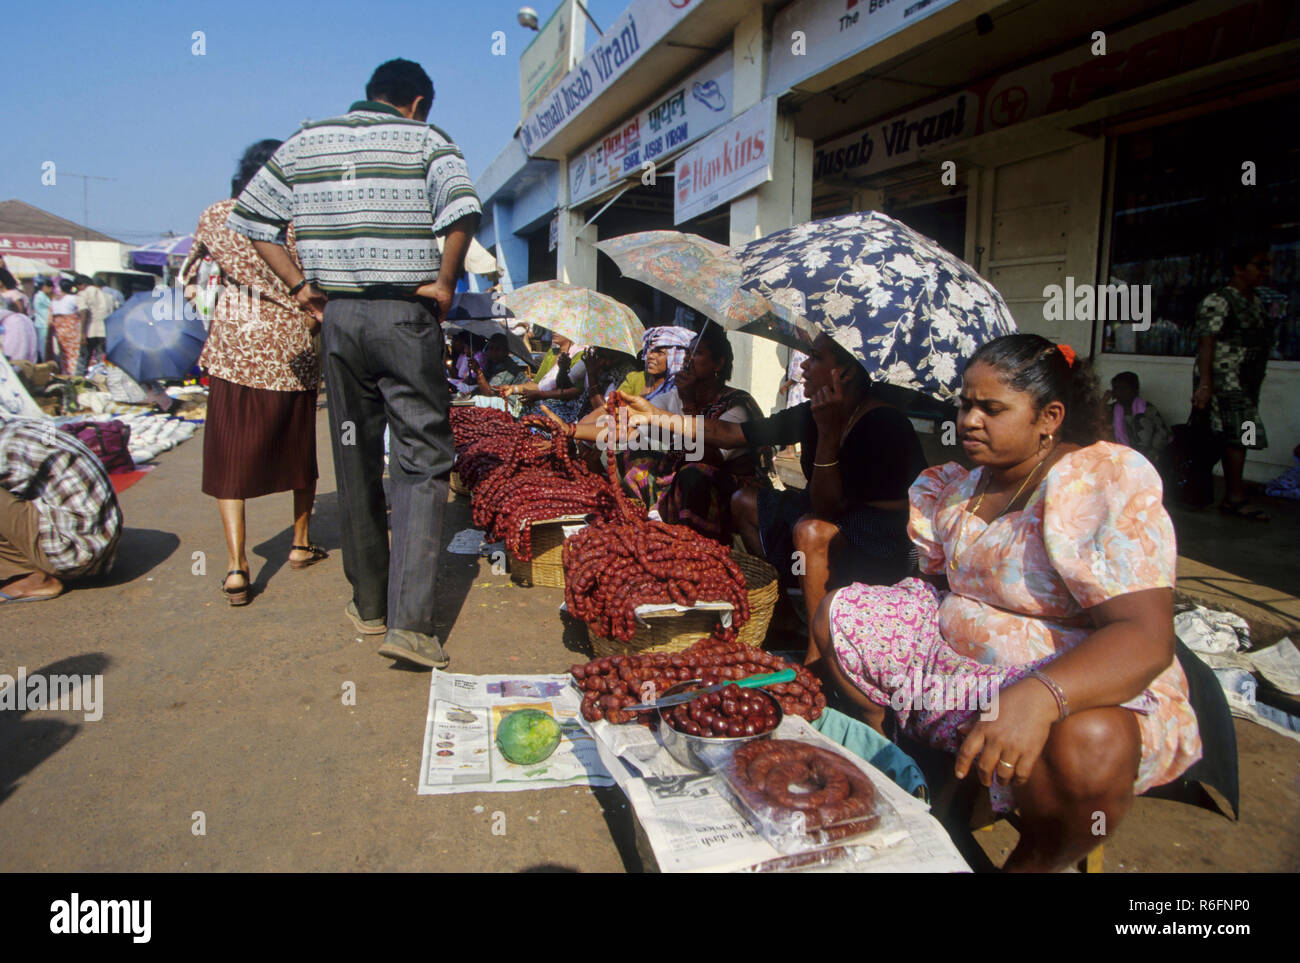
[555,156,597,289]
[727,10,813,415]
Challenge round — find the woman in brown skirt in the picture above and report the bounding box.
[181,140,326,605]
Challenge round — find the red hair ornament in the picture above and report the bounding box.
[1058,344,1077,367]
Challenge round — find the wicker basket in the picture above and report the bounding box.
[587,551,780,656]
[450,471,470,497]
[508,516,587,589]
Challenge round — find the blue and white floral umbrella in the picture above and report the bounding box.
[736,212,1017,401]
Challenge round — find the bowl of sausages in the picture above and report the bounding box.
[657,681,783,772]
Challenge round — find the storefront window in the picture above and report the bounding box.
[1104,92,1299,360]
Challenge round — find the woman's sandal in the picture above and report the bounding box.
[1219,500,1271,522]
[289,544,329,570]
[223,569,250,606]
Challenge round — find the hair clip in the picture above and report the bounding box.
[1058,343,1077,367]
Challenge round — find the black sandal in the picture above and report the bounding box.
[289,544,329,570]
[223,569,250,606]
[1219,500,1271,522]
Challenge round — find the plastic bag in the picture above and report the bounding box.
[714,737,897,855]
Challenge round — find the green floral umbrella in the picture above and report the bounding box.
[496,281,644,356]
[595,231,811,349]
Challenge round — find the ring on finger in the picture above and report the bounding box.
[997,759,1015,770]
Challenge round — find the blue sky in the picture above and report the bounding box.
[3,0,623,243]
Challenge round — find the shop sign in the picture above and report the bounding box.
[974,0,1295,133]
[567,51,733,207]
[673,98,775,224]
[767,0,960,97]
[521,0,699,155]
[548,214,559,252]
[811,0,1294,185]
[813,91,969,182]
[0,233,73,269]
[520,0,587,123]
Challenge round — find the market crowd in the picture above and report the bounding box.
[0,55,1285,875]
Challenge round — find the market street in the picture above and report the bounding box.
[1,409,1296,872]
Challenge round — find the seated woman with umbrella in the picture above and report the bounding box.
[502,333,588,422]
[808,334,1202,871]
[616,329,925,646]
[595,323,772,543]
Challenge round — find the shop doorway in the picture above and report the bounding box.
[886,195,967,259]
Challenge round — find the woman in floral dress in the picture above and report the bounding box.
[181,140,326,606]
[810,334,1202,871]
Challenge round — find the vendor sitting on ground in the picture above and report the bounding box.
[808,334,1202,872]
[612,333,924,643]
[469,333,528,397]
[618,324,695,401]
[502,333,588,422]
[1105,370,1171,467]
[574,324,771,543]
[575,347,640,420]
[446,331,480,395]
[0,418,123,601]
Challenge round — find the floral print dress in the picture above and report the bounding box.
[829,441,1202,804]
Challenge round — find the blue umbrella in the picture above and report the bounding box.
[737,212,1017,402]
[105,288,208,383]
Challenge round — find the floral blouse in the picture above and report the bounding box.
[909,441,1202,789]
[182,200,320,393]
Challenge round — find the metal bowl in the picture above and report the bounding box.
[657,681,783,772]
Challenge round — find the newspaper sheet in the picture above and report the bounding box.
[583,712,969,872]
[418,671,614,794]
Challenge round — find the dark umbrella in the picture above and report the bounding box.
[737,212,1017,402]
[446,292,531,362]
[105,288,207,383]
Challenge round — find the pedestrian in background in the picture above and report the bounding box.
[1192,241,1278,521]
[182,139,327,607]
[230,58,481,668]
[49,279,82,376]
[77,275,111,371]
[32,277,53,362]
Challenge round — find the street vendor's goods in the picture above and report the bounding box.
[665,684,779,738]
[729,740,877,832]
[572,629,825,724]
[449,404,517,456]
[471,415,627,560]
[495,708,563,766]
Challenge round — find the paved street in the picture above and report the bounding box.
[2,411,1298,872]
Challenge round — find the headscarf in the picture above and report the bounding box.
[641,325,696,400]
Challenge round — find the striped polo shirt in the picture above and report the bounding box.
[226,101,482,294]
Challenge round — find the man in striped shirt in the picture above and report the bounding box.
[229,59,481,669]
[0,418,123,601]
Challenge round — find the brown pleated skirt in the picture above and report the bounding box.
[202,376,319,499]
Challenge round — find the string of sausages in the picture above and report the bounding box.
[470,416,629,560]
[560,391,752,642]
[728,740,877,834]
[571,629,825,724]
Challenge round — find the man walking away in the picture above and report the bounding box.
[228,59,480,668]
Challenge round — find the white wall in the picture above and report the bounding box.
[74,240,131,276]
[1094,354,1299,483]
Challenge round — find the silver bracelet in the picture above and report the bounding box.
[1028,670,1069,721]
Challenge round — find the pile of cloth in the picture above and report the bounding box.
[1176,603,1300,744]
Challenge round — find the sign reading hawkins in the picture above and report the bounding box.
[520,0,697,155]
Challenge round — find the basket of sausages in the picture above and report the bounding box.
[716,738,888,854]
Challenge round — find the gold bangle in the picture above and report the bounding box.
[812,459,839,469]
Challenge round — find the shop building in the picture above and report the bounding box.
[484,0,1299,478]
